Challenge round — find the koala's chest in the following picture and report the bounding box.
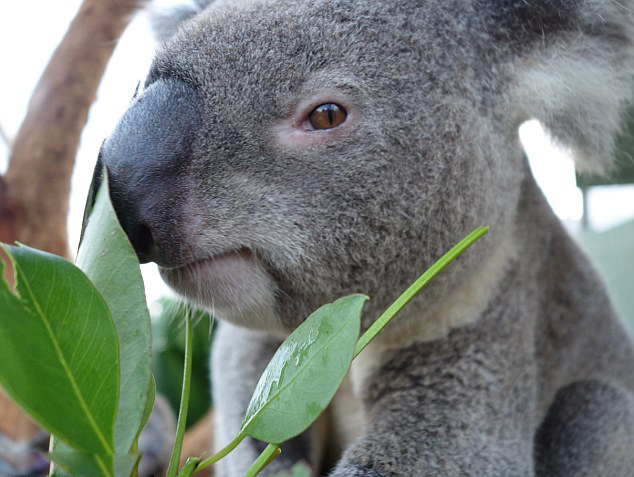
[322,374,366,464]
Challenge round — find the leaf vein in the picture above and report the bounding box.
[15,261,114,454]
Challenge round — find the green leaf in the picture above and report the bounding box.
[0,245,119,454]
[76,170,153,453]
[78,159,104,247]
[48,451,138,477]
[137,374,156,441]
[240,294,366,443]
[49,436,73,477]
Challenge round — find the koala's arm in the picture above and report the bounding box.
[212,322,318,476]
[331,309,537,477]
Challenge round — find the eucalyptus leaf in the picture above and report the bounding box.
[79,156,104,246]
[241,294,367,443]
[0,245,119,454]
[49,437,79,477]
[76,170,153,453]
[48,451,138,477]
[137,374,156,442]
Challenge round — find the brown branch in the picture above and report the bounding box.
[0,390,39,441]
[2,0,143,258]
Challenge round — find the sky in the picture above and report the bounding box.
[2,1,634,305]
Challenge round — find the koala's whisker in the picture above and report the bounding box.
[611,0,634,13]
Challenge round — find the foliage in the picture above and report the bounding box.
[0,245,121,458]
[243,294,366,444]
[0,172,152,476]
[76,170,153,454]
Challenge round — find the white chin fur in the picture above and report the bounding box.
[159,252,283,333]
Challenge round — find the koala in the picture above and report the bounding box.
[99,0,634,475]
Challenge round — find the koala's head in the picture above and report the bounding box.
[101,0,634,333]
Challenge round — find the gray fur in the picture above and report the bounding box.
[101,0,634,474]
[149,0,215,42]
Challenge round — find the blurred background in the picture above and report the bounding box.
[1,0,634,474]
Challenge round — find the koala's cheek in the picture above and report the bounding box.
[274,123,351,148]
[158,251,282,331]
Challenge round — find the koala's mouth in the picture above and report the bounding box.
[158,248,279,323]
[175,248,254,272]
[159,248,255,289]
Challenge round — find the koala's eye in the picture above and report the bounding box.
[308,103,347,130]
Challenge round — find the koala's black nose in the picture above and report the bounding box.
[97,79,202,265]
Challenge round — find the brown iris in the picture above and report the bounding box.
[308,103,347,130]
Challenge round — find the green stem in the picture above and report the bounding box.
[130,439,139,477]
[194,432,246,472]
[243,444,280,477]
[177,457,202,477]
[48,435,56,477]
[165,313,194,477]
[353,226,489,358]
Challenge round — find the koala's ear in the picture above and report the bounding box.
[148,0,215,43]
[501,0,634,173]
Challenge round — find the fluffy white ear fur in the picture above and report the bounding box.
[511,47,634,175]
[148,0,213,43]
[148,0,256,45]
[507,0,634,176]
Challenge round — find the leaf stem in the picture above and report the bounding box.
[131,439,139,477]
[177,457,202,477]
[194,432,246,471]
[243,444,280,477]
[165,312,194,477]
[48,435,56,477]
[353,226,489,358]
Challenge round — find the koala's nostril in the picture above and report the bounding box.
[136,224,158,264]
[99,79,201,267]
